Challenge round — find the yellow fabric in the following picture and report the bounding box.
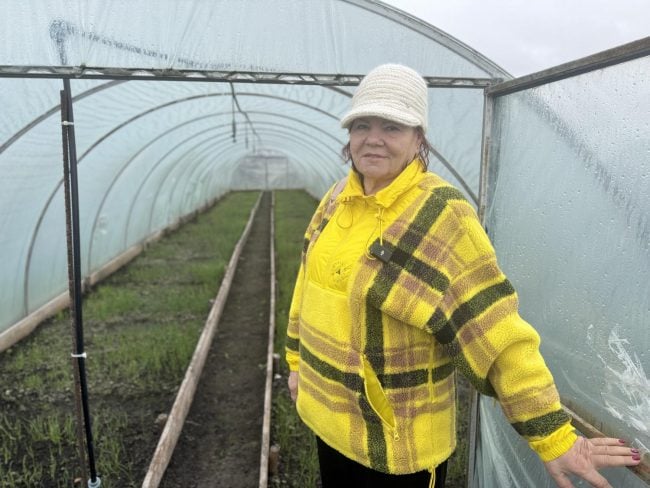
[285,161,576,473]
[307,161,425,293]
[530,423,578,462]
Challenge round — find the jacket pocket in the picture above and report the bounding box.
[361,355,396,431]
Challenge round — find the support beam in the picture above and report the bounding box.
[0,64,499,87]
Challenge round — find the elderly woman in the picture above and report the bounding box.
[285,64,640,487]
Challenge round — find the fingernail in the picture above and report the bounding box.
[618,439,627,444]
[632,455,641,461]
[631,449,639,454]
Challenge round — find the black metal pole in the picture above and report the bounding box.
[61,78,101,487]
[60,88,89,488]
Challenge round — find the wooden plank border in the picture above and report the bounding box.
[258,192,276,487]
[0,196,221,354]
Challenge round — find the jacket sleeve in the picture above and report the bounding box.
[432,197,576,462]
[285,183,338,372]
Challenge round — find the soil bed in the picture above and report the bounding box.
[160,191,272,487]
[0,191,259,487]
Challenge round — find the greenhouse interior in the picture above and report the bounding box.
[0,1,648,487]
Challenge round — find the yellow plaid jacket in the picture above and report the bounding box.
[286,170,576,474]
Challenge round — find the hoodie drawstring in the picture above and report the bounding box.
[335,197,354,229]
[428,467,436,488]
[364,206,385,259]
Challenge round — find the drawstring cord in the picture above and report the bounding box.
[335,197,354,229]
[336,195,386,261]
[364,206,385,260]
[428,467,436,488]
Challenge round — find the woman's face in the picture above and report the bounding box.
[349,116,421,195]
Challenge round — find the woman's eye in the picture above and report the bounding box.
[384,125,400,132]
[353,123,369,130]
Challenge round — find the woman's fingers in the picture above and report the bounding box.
[588,437,643,468]
[545,436,644,487]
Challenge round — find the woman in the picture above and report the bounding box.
[285,64,641,487]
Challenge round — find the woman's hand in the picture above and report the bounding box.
[288,371,299,403]
[544,437,642,487]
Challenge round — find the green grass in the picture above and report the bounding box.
[271,190,470,487]
[0,191,258,488]
[271,190,320,487]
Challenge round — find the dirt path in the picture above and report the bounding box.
[160,192,271,488]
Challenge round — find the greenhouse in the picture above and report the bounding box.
[0,1,648,487]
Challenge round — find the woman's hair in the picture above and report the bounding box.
[341,127,433,171]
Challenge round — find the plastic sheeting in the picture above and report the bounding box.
[0,1,502,333]
[0,0,503,76]
[478,56,649,486]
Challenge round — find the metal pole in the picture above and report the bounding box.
[466,88,496,488]
[61,86,89,488]
[61,78,101,488]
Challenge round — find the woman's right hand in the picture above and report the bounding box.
[288,371,299,402]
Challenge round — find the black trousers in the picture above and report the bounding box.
[316,437,447,488]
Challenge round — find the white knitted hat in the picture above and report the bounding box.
[340,64,428,131]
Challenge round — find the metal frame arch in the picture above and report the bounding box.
[88,107,345,270]
[122,124,329,249]
[338,0,510,78]
[23,90,474,312]
[201,126,347,194]
[86,118,237,271]
[175,121,342,193]
[153,136,253,230]
[204,120,345,195]
[429,146,478,204]
[0,5,511,81]
[68,86,347,273]
[14,78,477,318]
[122,128,232,248]
[230,120,341,160]
[232,95,480,198]
[0,80,126,157]
[173,127,339,219]
[189,129,341,208]
[143,129,291,235]
[22,93,233,307]
[231,91,342,122]
[244,110,478,202]
[241,110,345,146]
[76,89,345,168]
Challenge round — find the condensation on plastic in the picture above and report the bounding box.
[480,56,649,486]
[474,400,647,488]
[0,1,499,331]
[0,0,501,77]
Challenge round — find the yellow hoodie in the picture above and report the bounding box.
[286,161,576,475]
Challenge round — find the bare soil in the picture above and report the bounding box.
[160,192,272,487]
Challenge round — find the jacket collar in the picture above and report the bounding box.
[339,159,426,208]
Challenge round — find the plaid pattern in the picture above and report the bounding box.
[286,172,574,473]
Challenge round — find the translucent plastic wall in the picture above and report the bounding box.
[0,0,503,76]
[0,0,505,334]
[476,56,649,487]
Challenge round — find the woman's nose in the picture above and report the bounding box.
[366,126,384,145]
